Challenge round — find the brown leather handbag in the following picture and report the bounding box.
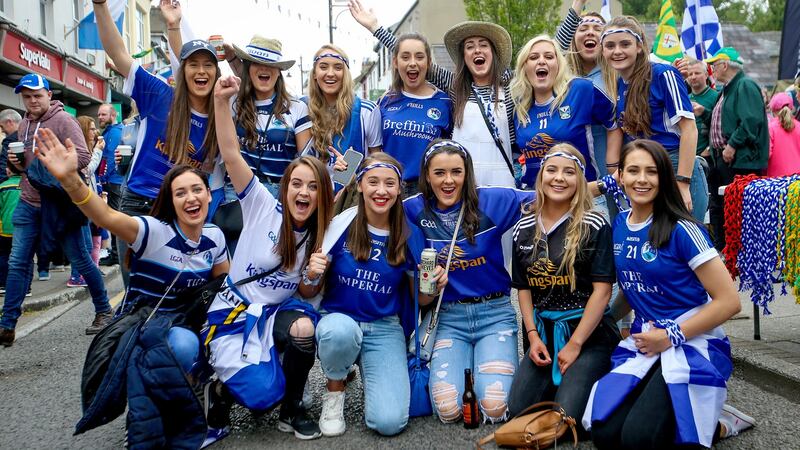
[477,401,578,449]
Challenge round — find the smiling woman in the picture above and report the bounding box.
[205,75,334,441]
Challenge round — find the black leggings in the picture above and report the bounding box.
[273,309,316,413]
[591,361,720,450]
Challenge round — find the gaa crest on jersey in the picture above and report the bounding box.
[641,241,657,262]
[427,107,442,120]
[558,105,571,119]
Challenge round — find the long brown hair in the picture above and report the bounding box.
[163,56,220,166]
[348,153,408,265]
[77,116,97,149]
[389,33,432,95]
[525,144,593,291]
[601,16,652,138]
[276,156,334,270]
[417,139,480,243]
[235,61,292,149]
[307,45,354,162]
[452,39,505,128]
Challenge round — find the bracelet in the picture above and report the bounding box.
[526,329,538,336]
[73,187,93,206]
[226,57,237,63]
[605,162,619,167]
[675,175,692,184]
[168,27,180,31]
[301,266,321,286]
[92,0,106,4]
[654,319,686,347]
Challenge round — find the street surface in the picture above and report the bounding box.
[1,297,798,449]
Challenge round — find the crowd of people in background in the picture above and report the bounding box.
[2,0,798,448]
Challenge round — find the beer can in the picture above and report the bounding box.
[208,35,226,61]
[419,248,438,295]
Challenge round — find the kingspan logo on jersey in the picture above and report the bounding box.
[437,244,486,271]
[244,263,299,291]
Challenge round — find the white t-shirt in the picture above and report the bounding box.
[207,177,310,313]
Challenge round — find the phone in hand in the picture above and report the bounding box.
[332,148,364,186]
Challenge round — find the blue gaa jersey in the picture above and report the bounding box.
[380,89,453,181]
[616,62,694,151]
[123,61,210,199]
[404,186,535,302]
[322,224,416,322]
[613,211,718,321]
[515,78,615,187]
[234,95,312,183]
[127,216,227,311]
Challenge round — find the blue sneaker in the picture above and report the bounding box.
[200,426,229,449]
[38,271,50,281]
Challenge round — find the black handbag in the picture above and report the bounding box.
[212,200,243,245]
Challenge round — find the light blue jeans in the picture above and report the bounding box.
[167,326,200,374]
[316,313,409,436]
[668,151,709,222]
[430,296,518,423]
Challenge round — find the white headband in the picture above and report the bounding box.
[600,28,642,43]
[541,151,586,173]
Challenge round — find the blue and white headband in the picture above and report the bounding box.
[541,151,586,173]
[600,28,642,44]
[314,52,350,68]
[423,140,469,165]
[579,17,605,26]
[356,162,402,182]
[246,44,284,63]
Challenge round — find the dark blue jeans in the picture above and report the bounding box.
[0,201,110,329]
[70,225,93,278]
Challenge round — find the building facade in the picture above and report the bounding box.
[0,0,153,118]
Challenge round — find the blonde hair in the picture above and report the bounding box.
[307,44,355,162]
[777,106,797,132]
[524,143,594,291]
[510,35,574,127]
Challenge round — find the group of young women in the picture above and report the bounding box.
[43,0,751,448]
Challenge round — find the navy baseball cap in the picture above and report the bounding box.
[14,73,50,93]
[179,40,216,61]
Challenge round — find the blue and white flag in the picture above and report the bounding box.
[600,0,611,21]
[78,0,126,50]
[680,0,723,61]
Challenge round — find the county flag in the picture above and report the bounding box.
[681,0,724,61]
[600,0,611,21]
[78,0,125,50]
[652,0,682,63]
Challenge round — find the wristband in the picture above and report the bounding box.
[676,175,692,184]
[654,319,686,347]
[301,266,321,286]
[92,0,106,4]
[526,329,538,336]
[73,187,93,206]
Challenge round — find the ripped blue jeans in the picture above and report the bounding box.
[429,296,518,424]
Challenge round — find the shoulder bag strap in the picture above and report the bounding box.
[471,87,515,178]
[420,205,465,349]
[231,231,310,288]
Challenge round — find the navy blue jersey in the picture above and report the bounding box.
[515,78,615,186]
[123,62,210,199]
[404,187,535,302]
[613,211,718,321]
[379,89,453,181]
[616,62,694,151]
[322,225,416,322]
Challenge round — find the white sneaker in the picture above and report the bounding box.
[319,390,346,437]
[719,404,755,438]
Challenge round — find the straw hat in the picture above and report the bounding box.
[233,35,295,70]
[443,21,513,69]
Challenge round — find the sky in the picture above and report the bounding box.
[162,0,414,93]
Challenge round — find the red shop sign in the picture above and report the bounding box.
[1,29,63,81]
[65,64,106,101]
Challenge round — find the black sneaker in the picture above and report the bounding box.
[99,255,118,266]
[278,401,322,440]
[204,380,232,430]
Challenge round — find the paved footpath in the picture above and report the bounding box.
[1,270,799,449]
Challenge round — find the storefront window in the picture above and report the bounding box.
[72,0,81,52]
[39,0,47,36]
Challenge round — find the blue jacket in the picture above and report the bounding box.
[76,312,206,449]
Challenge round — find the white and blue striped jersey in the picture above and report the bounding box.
[127,216,227,310]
